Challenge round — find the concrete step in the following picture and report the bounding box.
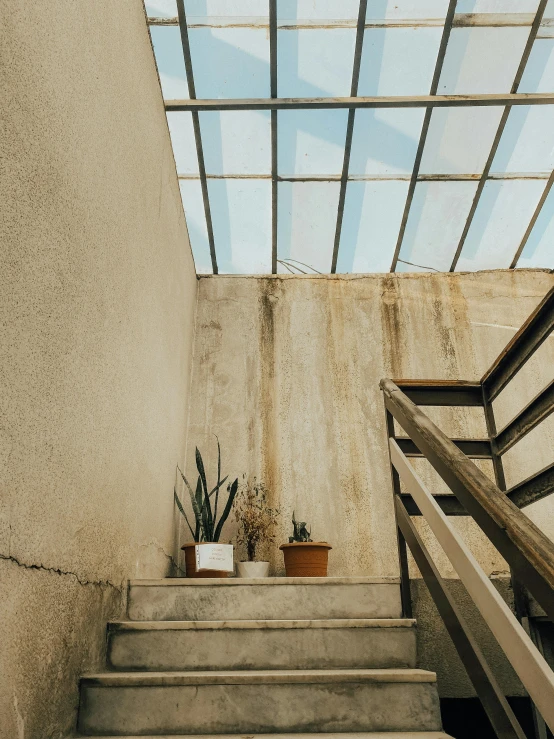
[86,734,455,739]
[107,618,417,671]
[127,577,402,621]
[78,669,442,736]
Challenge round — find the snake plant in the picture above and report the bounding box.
[174,440,238,542]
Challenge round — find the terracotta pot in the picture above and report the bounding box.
[279,542,332,577]
[181,543,229,578]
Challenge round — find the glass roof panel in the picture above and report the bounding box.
[167,112,198,174]
[457,0,539,10]
[189,28,269,98]
[518,184,554,268]
[278,110,348,176]
[146,0,177,17]
[358,27,443,96]
[456,179,546,270]
[209,180,271,273]
[492,106,554,173]
[278,182,340,273]
[350,109,425,175]
[199,111,271,174]
[420,108,505,174]
[336,181,411,273]
[150,3,554,275]
[179,180,211,273]
[438,27,531,93]
[366,1,449,20]
[150,27,190,99]
[397,182,480,271]
[278,28,356,97]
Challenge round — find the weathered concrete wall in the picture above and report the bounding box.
[0,1,197,736]
[185,270,554,697]
[186,269,554,575]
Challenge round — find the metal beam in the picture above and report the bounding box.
[149,14,554,30]
[177,172,552,182]
[395,437,492,459]
[175,0,218,273]
[331,0,368,274]
[394,379,484,406]
[482,286,554,402]
[449,0,549,273]
[510,169,554,268]
[508,463,554,509]
[389,0,458,273]
[494,379,554,456]
[164,92,554,112]
[269,0,277,274]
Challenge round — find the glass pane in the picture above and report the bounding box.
[337,181,410,273]
[189,28,269,98]
[517,185,554,268]
[278,111,348,176]
[278,29,356,97]
[179,180,212,273]
[350,109,425,175]
[146,0,177,17]
[278,182,340,273]
[519,39,554,93]
[366,1,449,20]
[279,0,359,21]
[456,179,546,270]
[200,111,270,174]
[167,112,198,174]
[398,182,479,271]
[420,108,504,174]
[185,0,267,20]
[359,28,443,96]
[150,27,189,99]
[209,180,271,273]
[546,0,554,18]
[457,0,539,10]
[438,27,531,93]
[493,106,554,173]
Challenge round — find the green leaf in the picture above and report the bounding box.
[214,478,239,542]
[174,487,196,540]
[178,465,205,541]
[196,447,213,539]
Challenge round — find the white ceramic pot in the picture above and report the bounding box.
[236,561,270,578]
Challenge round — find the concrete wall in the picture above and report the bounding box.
[185,270,554,696]
[0,2,197,736]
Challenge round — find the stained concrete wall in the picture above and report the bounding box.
[0,1,197,736]
[185,270,554,696]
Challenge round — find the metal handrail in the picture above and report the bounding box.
[381,379,554,621]
[390,437,554,735]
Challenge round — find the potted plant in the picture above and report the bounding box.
[174,440,238,578]
[234,478,280,578]
[279,512,332,577]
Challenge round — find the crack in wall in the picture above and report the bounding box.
[137,540,185,575]
[0,552,122,590]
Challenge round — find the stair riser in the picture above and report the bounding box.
[108,627,416,670]
[128,583,402,621]
[79,682,442,735]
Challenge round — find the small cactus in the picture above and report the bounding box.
[289,511,312,543]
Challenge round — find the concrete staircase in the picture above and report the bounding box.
[77,577,452,738]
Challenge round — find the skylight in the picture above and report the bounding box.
[146,0,554,275]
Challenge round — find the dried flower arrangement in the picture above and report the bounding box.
[234,478,280,574]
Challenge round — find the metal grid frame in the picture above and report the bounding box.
[157,2,554,275]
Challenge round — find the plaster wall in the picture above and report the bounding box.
[0,1,197,736]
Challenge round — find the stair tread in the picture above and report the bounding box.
[82,668,436,686]
[78,734,454,739]
[129,576,400,586]
[110,618,416,631]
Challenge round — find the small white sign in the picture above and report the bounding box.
[195,543,234,573]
